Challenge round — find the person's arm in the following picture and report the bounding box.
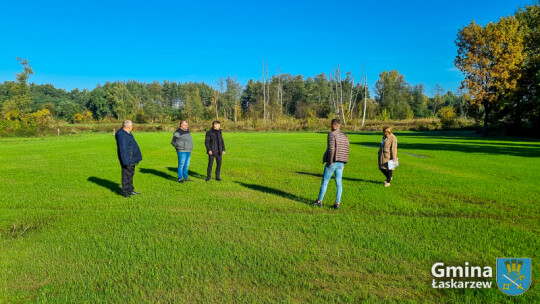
[221,132,226,154]
[205,132,212,155]
[392,136,398,161]
[328,133,335,164]
[118,133,130,166]
[171,132,179,149]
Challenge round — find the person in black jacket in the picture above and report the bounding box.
[115,120,143,197]
[205,121,226,181]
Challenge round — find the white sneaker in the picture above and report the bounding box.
[384,182,391,187]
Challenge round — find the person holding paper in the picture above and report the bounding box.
[378,126,398,187]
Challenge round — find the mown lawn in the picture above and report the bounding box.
[0,131,538,303]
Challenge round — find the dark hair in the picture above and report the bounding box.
[331,118,341,126]
[212,120,221,126]
[180,120,188,125]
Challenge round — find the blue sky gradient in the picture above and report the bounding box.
[0,0,533,96]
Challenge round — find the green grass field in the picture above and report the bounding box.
[0,131,538,303]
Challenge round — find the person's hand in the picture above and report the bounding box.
[208,151,213,155]
[222,151,226,155]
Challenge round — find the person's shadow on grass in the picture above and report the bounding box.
[166,167,206,180]
[295,171,381,185]
[139,168,177,181]
[87,177,122,195]
[235,181,312,205]
[139,167,206,181]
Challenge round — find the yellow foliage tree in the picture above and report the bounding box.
[438,106,456,128]
[72,110,94,124]
[32,108,52,125]
[455,16,525,135]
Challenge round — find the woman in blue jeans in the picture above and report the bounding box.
[312,119,350,209]
[171,120,194,183]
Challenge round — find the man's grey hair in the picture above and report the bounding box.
[122,120,133,128]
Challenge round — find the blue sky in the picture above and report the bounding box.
[0,0,533,97]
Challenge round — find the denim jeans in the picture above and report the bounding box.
[317,162,344,203]
[177,152,191,179]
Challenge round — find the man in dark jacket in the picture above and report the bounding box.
[311,118,349,209]
[205,121,226,181]
[115,120,142,197]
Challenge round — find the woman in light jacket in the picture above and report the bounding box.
[378,126,397,187]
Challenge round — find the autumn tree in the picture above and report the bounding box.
[455,16,525,136]
[513,4,540,132]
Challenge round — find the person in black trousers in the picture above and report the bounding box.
[205,121,226,181]
[115,120,143,197]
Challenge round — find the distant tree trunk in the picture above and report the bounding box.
[278,67,283,116]
[332,68,339,116]
[214,91,219,120]
[332,79,339,115]
[338,66,346,125]
[362,75,367,127]
[348,76,354,117]
[234,100,237,122]
[218,78,225,120]
[483,100,489,137]
[262,59,266,120]
[265,63,270,120]
[513,97,522,135]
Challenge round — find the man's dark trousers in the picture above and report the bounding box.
[207,154,222,179]
[122,165,135,196]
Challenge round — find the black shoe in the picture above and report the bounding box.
[216,177,222,181]
[178,178,184,183]
[123,194,131,198]
[205,177,211,182]
[310,200,323,207]
[184,178,193,182]
[131,191,141,195]
[332,203,340,209]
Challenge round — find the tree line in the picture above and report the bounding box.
[0,62,469,125]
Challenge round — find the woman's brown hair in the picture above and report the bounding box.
[383,126,393,136]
